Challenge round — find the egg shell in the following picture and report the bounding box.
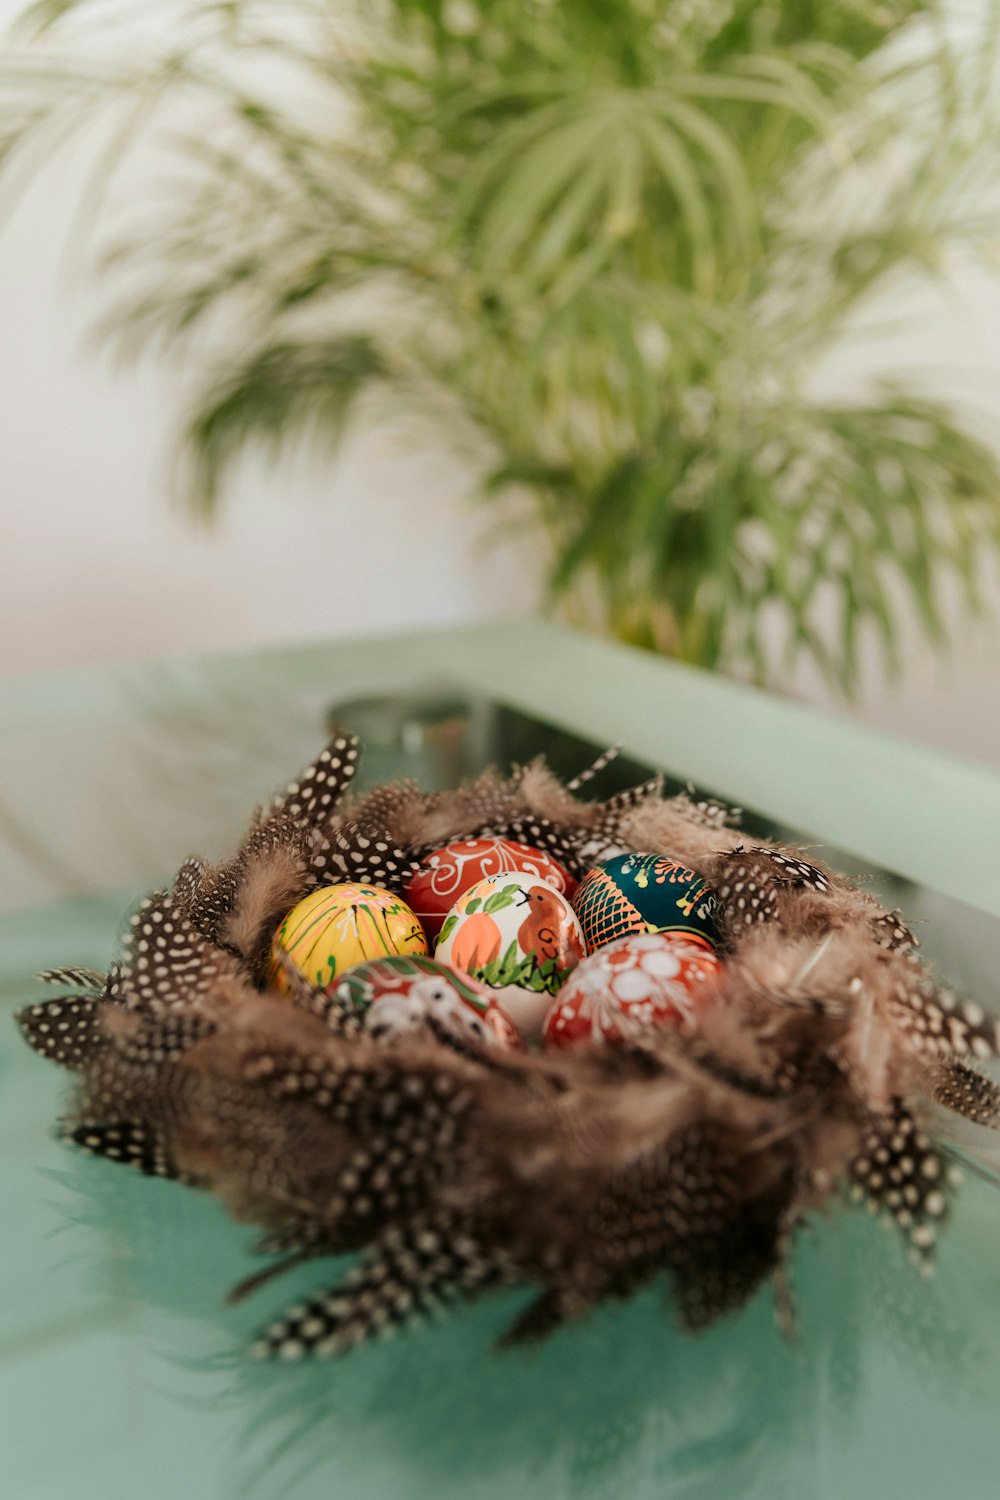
[406,838,576,942]
[572,853,720,953]
[435,873,585,996]
[331,954,521,1050]
[543,931,722,1048]
[268,883,428,996]
[490,983,557,1041]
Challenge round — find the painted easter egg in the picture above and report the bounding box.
[572,853,720,953]
[331,954,521,1050]
[406,838,576,942]
[268,883,428,995]
[435,873,585,996]
[543,931,721,1048]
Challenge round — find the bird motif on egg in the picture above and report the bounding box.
[331,954,522,1050]
[543,931,722,1048]
[572,852,720,953]
[435,873,584,996]
[267,883,428,996]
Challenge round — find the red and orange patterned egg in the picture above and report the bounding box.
[268,883,427,996]
[542,931,721,1048]
[406,838,576,942]
[435,873,584,996]
[572,853,720,953]
[331,954,522,1050]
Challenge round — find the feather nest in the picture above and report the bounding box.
[14,732,997,1360]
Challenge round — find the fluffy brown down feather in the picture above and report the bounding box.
[15,732,1000,1360]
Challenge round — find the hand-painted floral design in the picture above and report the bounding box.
[268,883,428,995]
[572,853,720,952]
[543,931,721,1047]
[449,911,503,973]
[436,874,584,996]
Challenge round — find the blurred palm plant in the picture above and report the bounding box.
[4,0,1000,692]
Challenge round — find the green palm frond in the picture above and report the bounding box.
[180,334,394,517]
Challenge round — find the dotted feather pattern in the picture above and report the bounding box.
[18,994,104,1070]
[69,1120,188,1181]
[13,738,1000,1364]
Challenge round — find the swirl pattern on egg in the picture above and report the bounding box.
[407,838,576,942]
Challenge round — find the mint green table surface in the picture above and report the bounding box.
[2,619,999,1500]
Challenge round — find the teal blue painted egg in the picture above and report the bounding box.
[572,853,720,953]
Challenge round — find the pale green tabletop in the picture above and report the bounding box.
[2,620,999,1500]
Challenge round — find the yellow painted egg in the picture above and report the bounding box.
[268,883,428,996]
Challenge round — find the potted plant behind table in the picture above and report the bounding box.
[3,0,1000,693]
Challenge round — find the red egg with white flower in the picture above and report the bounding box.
[542,931,721,1048]
[406,838,576,942]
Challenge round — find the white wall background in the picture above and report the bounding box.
[0,2,997,765]
[0,151,540,671]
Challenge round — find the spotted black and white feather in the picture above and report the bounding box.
[889,971,1000,1063]
[15,993,105,1070]
[252,1214,516,1359]
[564,744,621,793]
[274,731,361,827]
[112,891,243,1013]
[305,820,421,896]
[872,909,919,953]
[929,1061,1000,1127]
[112,1012,218,1067]
[684,789,742,830]
[171,857,210,916]
[712,848,783,931]
[750,847,833,894]
[601,777,665,816]
[695,798,738,829]
[846,1099,956,1269]
[68,1120,189,1181]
